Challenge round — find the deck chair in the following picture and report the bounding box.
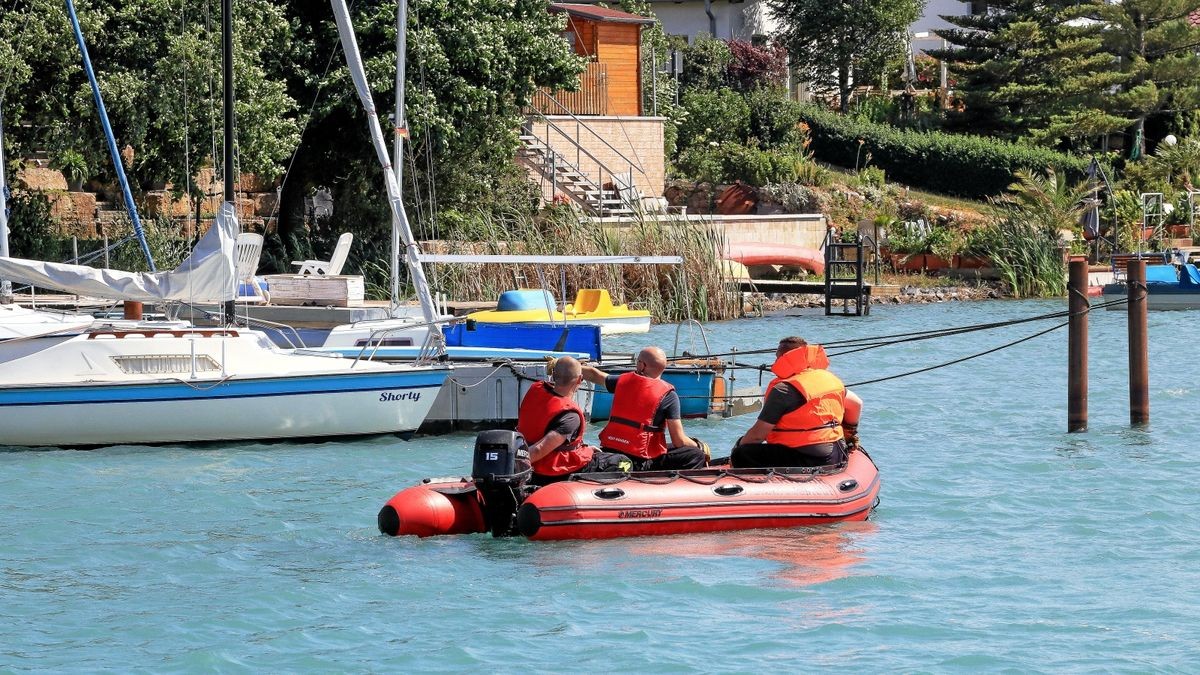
[292,232,352,276]
[235,232,270,303]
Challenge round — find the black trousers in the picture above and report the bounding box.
[730,440,847,469]
[606,444,708,471]
[530,450,633,486]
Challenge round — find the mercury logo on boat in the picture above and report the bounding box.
[618,509,662,519]
[379,391,422,402]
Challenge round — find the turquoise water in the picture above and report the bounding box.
[3,300,1199,671]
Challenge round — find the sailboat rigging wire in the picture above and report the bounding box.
[204,0,219,210]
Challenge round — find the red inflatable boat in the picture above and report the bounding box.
[722,242,826,276]
[378,431,880,541]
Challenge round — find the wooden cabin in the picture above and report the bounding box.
[540,3,654,116]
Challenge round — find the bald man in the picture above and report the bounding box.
[581,347,708,471]
[518,356,631,485]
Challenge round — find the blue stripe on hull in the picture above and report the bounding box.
[0,370,449,406]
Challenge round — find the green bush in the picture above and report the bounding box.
[676,145,725,183]
[677,142,804,186]
[795,105,1093,198]
[678,88,750,151]
[746,88,804,149]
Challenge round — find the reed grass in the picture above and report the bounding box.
[420,206,740,323]
[981,217,1067,298]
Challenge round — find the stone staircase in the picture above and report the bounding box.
[516,132,638,217]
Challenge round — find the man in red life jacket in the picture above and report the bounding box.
[581,347,709,471]
[518,356,632,485]
[731,336,863,468]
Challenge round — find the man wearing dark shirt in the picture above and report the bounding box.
[732,336,862,468]
[582,347,708,470]
[519,356,630,485]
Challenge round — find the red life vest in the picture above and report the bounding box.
[764,345,846,448]
[598,372,673,460]
[517,381,593,476]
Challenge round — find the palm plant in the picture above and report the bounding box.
[975,168,1091,298]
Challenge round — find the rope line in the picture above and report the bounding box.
[843,321,1068,388]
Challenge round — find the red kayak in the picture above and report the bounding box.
[723,242,825,276]
[378,431,880,540]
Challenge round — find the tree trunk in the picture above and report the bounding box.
[839,64,851,114]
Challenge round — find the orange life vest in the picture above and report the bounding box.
[764,345,846,448]
[517,381,593,476]
[598,372,673,460]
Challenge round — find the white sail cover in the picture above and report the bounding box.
[0,203,237,303]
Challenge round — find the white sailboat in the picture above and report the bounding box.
[0,4,449,448]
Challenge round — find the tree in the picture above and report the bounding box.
[725,39,788,92]
[769,0,924,113]
[1070,0,1200,159]
[272,0,584,246]
[935,0,1128,148]
[934,1,1126,145]
[0,0,298,197]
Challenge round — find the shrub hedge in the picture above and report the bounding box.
[796,105,1093,198]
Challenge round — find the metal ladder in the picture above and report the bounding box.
[824,230,870,316]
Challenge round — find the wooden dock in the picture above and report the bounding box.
[735,280,902,298]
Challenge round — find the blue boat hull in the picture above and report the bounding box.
[590,367,717,420]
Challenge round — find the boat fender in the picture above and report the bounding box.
[377,484,485,537]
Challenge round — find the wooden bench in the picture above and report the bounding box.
[1111,252,1170,280]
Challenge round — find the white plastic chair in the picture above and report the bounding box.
[235,232,270,303]
[291,232,352,276]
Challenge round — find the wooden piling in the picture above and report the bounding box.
[1067,257,1088,432]
[1127,259,1150,426]
[122,300,143,321]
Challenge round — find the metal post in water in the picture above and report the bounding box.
[1127,259,1150,425]
[1067,257,1088,432]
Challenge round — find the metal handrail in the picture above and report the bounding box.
[672,318,711,358]
[350,316,459,367]
[519,120,626,216]
[527,93,648,181]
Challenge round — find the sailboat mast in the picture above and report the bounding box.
[222,0,235,205]
[221,0,236,324]
[390,0,408,308]
[64,0,157,272]
[329,0,442,344]
[0,107,11,302]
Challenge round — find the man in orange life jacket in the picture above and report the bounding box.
[518,356,632,485]
[731,336,863,468]
[581,347,709,471]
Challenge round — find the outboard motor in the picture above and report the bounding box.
[471,430,532,537]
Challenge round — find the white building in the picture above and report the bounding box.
[644,0,974,46]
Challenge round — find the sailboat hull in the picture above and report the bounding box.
[0,330,449,448]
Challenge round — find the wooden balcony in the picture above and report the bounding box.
[526,61,609,116]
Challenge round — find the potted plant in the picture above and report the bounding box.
[885,222,926,272]
[923,225,957,271]
[955,227,994,269]
[53,149,89,191]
